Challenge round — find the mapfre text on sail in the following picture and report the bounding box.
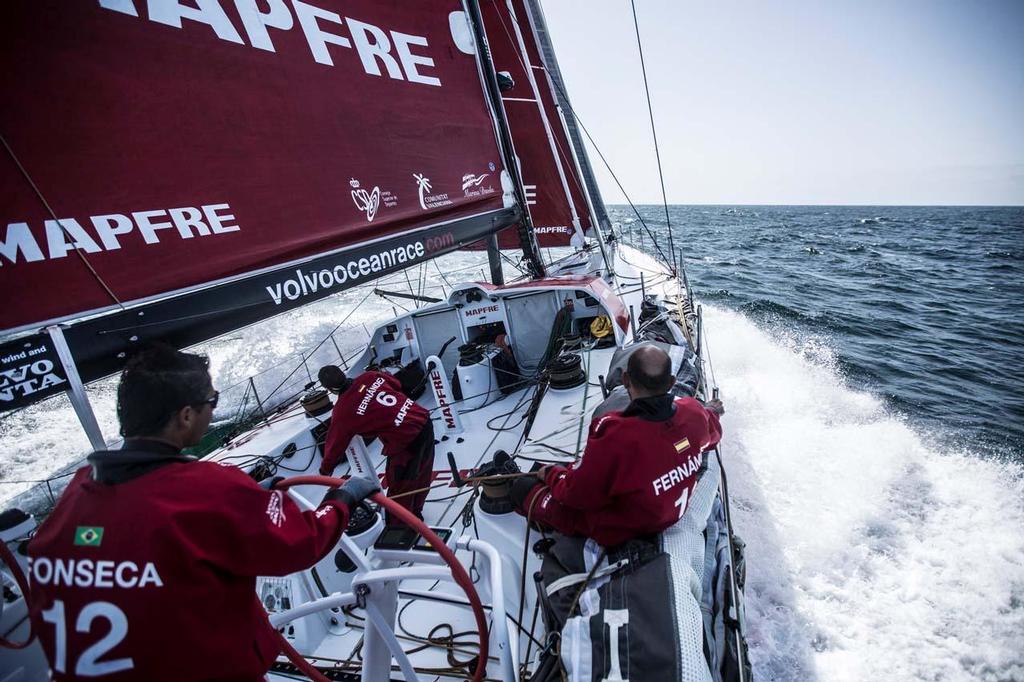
[1,204,238,266]
[97,0,445,86]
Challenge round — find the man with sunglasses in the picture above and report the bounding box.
[26,345,378,681]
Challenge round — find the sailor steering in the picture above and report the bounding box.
[26,346,378,681]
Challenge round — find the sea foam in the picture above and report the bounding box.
[705,305,1024,682]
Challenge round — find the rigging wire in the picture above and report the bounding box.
[543,71,672,267]
[487,1,680,272]
[0,133,124,310]
[259,286,376,404]
[629,0,676,271]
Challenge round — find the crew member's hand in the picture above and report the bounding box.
[258,476,285,491]
[323,476,382,509]
[535,465,552,481]
[707,398,725,416]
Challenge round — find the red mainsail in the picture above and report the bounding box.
[1,0,513,334]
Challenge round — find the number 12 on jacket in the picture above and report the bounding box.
[41,599,134,676]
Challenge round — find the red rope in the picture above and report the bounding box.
[274,476,489,682]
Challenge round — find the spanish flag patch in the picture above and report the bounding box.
[674,438,691,453]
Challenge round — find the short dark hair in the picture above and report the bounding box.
[318,365,348,391]
[117,345,211,437]
[625,346,673,393]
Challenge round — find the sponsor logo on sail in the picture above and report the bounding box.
[414,173,453,210]
[461,173,495,198]
[0,341,66,404]
[461,173,488,190]
[523,184,538,206]
[1,203,240,267]
[97,3,444,88]
[350,179,397,222]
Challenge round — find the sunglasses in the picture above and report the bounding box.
[195,390,219,410]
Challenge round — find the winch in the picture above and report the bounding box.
[300,388,332,417]
[546,353,586,390]
[446,450,522,515]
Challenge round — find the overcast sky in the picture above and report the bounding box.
[540,0,1024,205]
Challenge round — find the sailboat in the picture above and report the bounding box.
[0,1,751,680]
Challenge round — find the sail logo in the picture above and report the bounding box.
[351,180,380,221]
[523,184,538,205]
[349,179,396,222]
[414,174,452,210]
[461,173,489,190]
[97,1,443,88]
[1,203,240,267]
[0,341,66,404]
[461,173,495,198]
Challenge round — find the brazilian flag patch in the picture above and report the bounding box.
[74,526,104,547]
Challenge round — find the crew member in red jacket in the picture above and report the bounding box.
[318,365,435,523]
[512,346,724,547]
[27,346,378,681]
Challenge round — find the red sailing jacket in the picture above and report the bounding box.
[542,396,723,547]
[27,460,349,681]
[320,371,429,475]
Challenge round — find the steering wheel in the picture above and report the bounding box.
[0,540,34,650]
[272,476,489,682]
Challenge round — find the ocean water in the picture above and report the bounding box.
[2,205,1022,680]
[612,205,1024,681]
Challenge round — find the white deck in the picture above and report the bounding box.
[202,243,690,681]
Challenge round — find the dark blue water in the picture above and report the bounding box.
[609,205,1024,459]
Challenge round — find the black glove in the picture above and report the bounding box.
[258,476,285,491]
[323,476,381,509]
[510,475,543,511]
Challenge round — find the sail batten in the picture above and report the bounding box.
[478,0,594,249]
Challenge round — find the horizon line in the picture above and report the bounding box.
[605,202,1024,208]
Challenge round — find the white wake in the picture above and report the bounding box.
[705,305,1024,682]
